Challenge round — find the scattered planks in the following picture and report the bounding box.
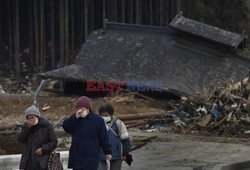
[117,112,166,121]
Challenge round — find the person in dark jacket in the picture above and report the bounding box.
[18,105,58,170]
[63,96,112,170]
[98,104,131,170]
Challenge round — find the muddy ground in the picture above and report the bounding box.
[121,130,250,170]
[1,94,250,170]
[0,94,163,124]
[0,94,164,155]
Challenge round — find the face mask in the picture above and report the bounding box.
[102,116,111,123]
[80,110,89,118]
[34,117,39,125]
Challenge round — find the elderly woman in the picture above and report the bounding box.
[63,96,112,170]
[18,105,58,170]
[98,104,132,170]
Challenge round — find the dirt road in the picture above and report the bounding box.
[121,131,250,170]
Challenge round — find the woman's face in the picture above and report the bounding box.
[26,114,37,120]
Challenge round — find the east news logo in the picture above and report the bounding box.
[86,79,163,92]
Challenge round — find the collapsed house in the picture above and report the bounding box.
[39,13,250,96]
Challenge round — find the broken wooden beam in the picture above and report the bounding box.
[117,112,166,121]
[196,114,212,128]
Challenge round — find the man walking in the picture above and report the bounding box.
[63,96,112,170]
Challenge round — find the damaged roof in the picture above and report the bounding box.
[169,13,246,49]
[40,21,250,95]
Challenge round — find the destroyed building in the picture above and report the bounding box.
[39,14,250,96]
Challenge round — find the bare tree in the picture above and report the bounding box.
[165,0,169,26]
[60,0,65,67]
[65,0,69,65]
[103,0,106,23]
[79,0,83,44]
[84,0,89,38]
[0,1,2,49]
[34,0,40,74]
[114,0,117,22]
[14,0,20,81]
[40,0,45,72]
[150,0,153,25]
[136,0,142,24]
[29,0,34,70]
[71,0,74,61]
[51,0,55,69]
[160,0,164,26]
[122,0,125,23]
[8,0,13,72]
[130,0,133,23]
[176,0,182,14]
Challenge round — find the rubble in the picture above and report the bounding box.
[143,73,250,137]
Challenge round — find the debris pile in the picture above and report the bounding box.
[0,77,60,95]
[144,73,250,137]
[0,77,34,95]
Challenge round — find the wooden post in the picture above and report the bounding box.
[51,0,55,69]
[14,0,20,81]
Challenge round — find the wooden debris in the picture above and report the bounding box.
[42,103,50,111]
[142,73,250,137]
[117,112,166,121]
[227,111,233,122]
[247,94,250,104]
[128,92,154,101]
[21,84,33,94]
[196,114,212,128]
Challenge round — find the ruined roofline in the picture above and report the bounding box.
[103,21,174,35]
[169,12,246,50]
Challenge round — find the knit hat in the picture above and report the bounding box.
[25,105,40,117]
[75,96,92,110]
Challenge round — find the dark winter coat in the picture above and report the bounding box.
[18,117,58,170]
[99,118,131,161]
[63,111,112,170]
